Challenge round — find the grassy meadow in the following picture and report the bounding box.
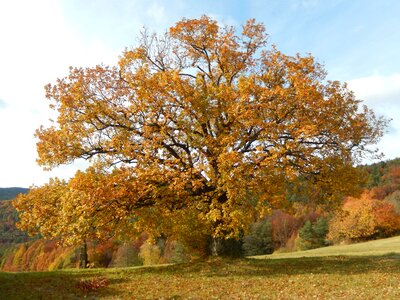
[255,235,400,259]
[1,237,400,299]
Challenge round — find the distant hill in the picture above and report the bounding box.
[0,188,31,244]
[361,157,400,188]
[0,187,29,201]
[0,200,30,244]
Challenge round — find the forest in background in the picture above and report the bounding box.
[1,157,400,271]
[0,188,28,201]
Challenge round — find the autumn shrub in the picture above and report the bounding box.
[23,240,46,270]
[87,240,117,268]
[373,201,400,237]
[110,242,142,267]
[139,240,162,265]
[385,190,400,213]
[329,195,377,243]
[0,244,8,268]
[61,247,79,269]
[163,239,189,264]
[328,191,400,243]
[46,247,77,271]
[0,240,79,271]
[11,243,27,271]
[24,240,75,271]
[282,232,298,252]
[242,219,273,256]
[0,244,16,270]
[271,210,298,249]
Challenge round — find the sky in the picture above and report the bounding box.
[0,0,399,188]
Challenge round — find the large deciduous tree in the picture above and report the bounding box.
[15,16,386,255]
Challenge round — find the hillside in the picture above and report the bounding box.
[0,200,30,244]
[0,187,29,201]
[0,187,30,245]
[254,235,400,259]
[361,157,400,188]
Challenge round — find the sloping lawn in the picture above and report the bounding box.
[1,254,400,299]
[254,235,400,260]
[2,236,400,299]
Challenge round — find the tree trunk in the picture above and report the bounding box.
[209,236,244,257]
[79,240,89,268]
[210,238,223,257]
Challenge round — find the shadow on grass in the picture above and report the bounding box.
[0,270,126,300]
[1,254,399,299]
[131,253,400,278]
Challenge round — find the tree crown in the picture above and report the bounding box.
[17,16,387,242]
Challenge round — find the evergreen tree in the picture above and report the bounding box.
[242,220,273,256]
[297,218,328,250]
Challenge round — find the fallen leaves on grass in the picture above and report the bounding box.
[76,276,109,292]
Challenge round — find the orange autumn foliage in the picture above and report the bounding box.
[328,191,400,242]
[371,166,400,200]
[270,210,298,248]
[1,240,76,272]
[14,16,386,247]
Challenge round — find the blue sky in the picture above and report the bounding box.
[0,0,399,187]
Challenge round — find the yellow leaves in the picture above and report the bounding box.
[118,48,147,71]
[27,16,388,244]
[13,179,68,239]
[242,18,266,42]
[207,207,222,223]
[298,124,317,136]
[328,189,400,243]
[170,15,219,50]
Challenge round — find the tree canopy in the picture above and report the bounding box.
[15,16,386,248]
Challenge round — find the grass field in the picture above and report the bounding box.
[1,237,400,299]
[255,235,400,259]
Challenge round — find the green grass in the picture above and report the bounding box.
[1,237,400,299]
[255,235,400,259]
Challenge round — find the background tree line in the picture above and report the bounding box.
[2,158,400,271]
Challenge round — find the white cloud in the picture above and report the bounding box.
[347,73,400,106]
[347,73,400,161]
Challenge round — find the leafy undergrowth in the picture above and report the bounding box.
[1,255,400,299]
